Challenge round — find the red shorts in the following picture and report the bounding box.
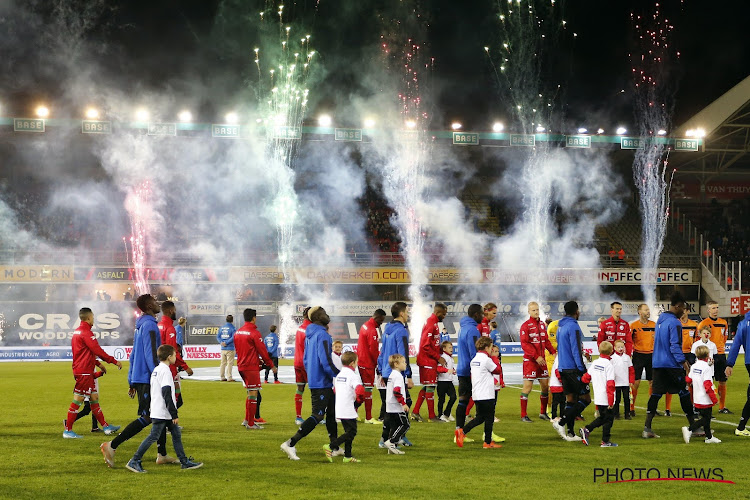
[419,366,437,385]
[73,374,95,396]
[294,366,307,384]
[239,370,261,390]
[358,367,375,387]
[523,360,549,380]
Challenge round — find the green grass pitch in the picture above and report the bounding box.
[1,357,748,499]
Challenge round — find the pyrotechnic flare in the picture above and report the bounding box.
[124,180,151,296]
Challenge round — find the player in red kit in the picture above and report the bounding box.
[479,303,497,337]
[235,308,277,430]
[519,302,555,423]
[294,307,311,425]
[597,302,632,356]
[412,303,448,423]
[357,309,386,424]
[158,301,193,409]
[63,307,122,438]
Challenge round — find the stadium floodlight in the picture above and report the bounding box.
[85,108,99,119]
[318,114,332,127]
[616,126,627,135]
[405,120,416,129]
[577,127,587,134]
[695,128,706,138]
[492,122,504,132]
[451,122,462,130]
[597,128,604,134]
[225,112,239,124]
[657,129,667,135]
[35,105,50,118]
[135,108,149,121]
[536,125,546,133]
[178,110,192,122]
[363,118,376,128]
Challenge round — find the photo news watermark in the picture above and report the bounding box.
[594,467,734,484]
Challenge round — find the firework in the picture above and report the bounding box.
[630,1,681,305]
[124,180,151,296]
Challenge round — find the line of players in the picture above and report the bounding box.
[65,294,750,466]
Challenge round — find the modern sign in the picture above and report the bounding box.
[674,138,699,151]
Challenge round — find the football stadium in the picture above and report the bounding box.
[1,1,750,498]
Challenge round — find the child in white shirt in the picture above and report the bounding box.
[437,341,457,422]
[332,340,344,371]
[610,340,634,420]
[691,326,718,366]
[382,354,410,455]
[126,345,202,473]
[455,337,503,449]
[683,345,720,444]
[580,341,617,447]
[549,356,565,420]
[326,351,365,462]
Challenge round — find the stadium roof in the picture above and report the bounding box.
[669,74,750,180]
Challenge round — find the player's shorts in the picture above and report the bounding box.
[239,370,262,390]
[652,368,687,395]
[458,376,472,398]
[560,369,590,396]
[522,359,549,380]
[419,365,437,386]
[73,374,95,397]
[713,354,728,382]
[684,352,696,365]
[310,388,335,419]
[134,383,151,417]
[632,352,653,381]
[294,366,308,384]
[358,367,375,388]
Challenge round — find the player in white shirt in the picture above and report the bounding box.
[682,345,721,444]
[455,337,503,449]
[325,352,365,463]
[381,354,410,455]
[332,340,344,372]
[691,327,718,366]
[437,341,457,422]
[580,341,618,447]
[125,345,202,473]
[610,340,634,420]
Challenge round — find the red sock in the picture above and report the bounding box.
[540,394,549,416]
[426,390,436,419]
[466,398,475,416]
[413,389,426,414]
[248,396,257,426]
[364,392,373,420]
[245,398,252,422]
[520,394,529,418]
[65,400,81,431]
[294,393,303,418]
[90,401,108,427]
[665,393,672,411]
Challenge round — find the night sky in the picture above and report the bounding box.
[1,0,748,131]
